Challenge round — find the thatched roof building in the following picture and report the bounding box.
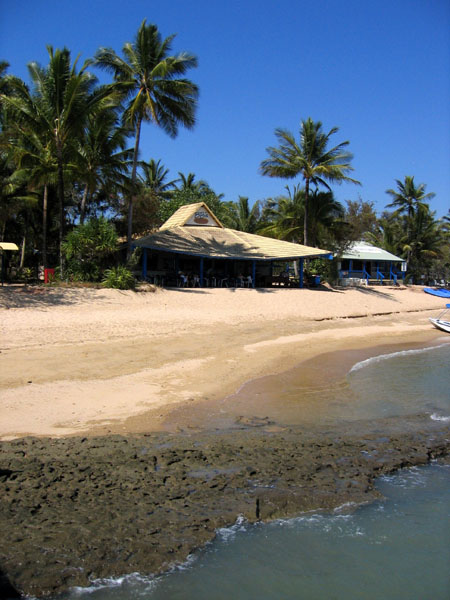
[134,203,332,287]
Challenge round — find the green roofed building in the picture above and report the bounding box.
[337,241,406,286]
[133,202,332,288]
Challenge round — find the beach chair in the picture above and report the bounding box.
[177,272,188,287]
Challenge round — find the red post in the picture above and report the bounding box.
[44,268,55,284]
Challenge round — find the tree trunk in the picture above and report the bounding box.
[80,184,89,225]
[20,233,26,269]
[57,148,65,277]
[303,178,310,246]
[128,116,142,259]
[42,184,48,268]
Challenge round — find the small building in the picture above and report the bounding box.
[0,242,19,285]
[337,241,406,286]
[133,202,332,288]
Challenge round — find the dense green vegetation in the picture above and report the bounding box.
[0,23,448,287]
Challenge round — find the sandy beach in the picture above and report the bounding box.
[0,283,446,440]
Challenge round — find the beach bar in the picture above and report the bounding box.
[133,202,332,288]
[337,241,406,286]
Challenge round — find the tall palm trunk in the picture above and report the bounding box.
[20,234,26,269]
[80,184,89,225]
[127,115,142,258]
[42,184,48,268]
[304,178,310,246]
[57,146,65,276]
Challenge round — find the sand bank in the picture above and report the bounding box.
[0,284,446,440]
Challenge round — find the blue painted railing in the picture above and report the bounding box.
[389,266,397,285]
[340,268,405,284]
[376,268,385,283]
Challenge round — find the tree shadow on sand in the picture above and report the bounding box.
[0,285,117,309]
[350,285,397,300]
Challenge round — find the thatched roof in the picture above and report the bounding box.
[134,203,331,262]
[0,242,19,251]
[159,202,223,230]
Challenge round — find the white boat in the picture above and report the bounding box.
[429,304,450,333]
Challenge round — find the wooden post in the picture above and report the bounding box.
[299,258,304,288]
[200,257,204,286]
[142,247,147,280]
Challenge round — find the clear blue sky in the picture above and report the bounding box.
[1,0,449,217]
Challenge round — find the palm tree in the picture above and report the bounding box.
[406,205,443,281]
[386,176,434,219]
[7,126,57,267]
[0,61,11,98]
[0,153,20,241]
[386,176,435,262]
[441,210,450,243]
[0,149,39,268]
[2,74,51,264]
[232,197,260,233]
[371,204,443,282]
[95,19,199,256]
[306,190,345,248]
[140,158,177,199]
[260,117,360,246]
[259,186,344,248]
[258,185,304,242]
[366,212,404,257]
[3,47,111,272]
[175,171,210,194]
[1,67,41,266]
[76,105,133,223]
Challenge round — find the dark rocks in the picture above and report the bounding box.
[0,414,448,598]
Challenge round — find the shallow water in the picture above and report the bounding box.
[346,342,450,421]
[64,344,450,600]
[196,339,450,430]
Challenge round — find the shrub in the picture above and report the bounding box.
[102,265,135,290]
[62,218,118,282]
[10,267,35,283]
[307,257,336,283]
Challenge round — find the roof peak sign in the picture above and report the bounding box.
[185,205,221,227]
[159,202,223,231]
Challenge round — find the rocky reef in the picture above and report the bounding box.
[0,414,448,598]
